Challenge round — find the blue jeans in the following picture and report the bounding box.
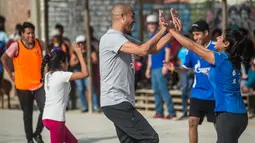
[151,68,176,116]
[179,72,189,114]
[74,77,98,111]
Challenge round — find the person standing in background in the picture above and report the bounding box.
[70,35,99,112]
[0,15,9,84]
[1,22,45,143]
[145,14,176,119]
[176,35,191,119]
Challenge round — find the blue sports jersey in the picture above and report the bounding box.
[208,52,246,113]
[149,32,170,69]
[183,41,215,100]
[178,47,188,65]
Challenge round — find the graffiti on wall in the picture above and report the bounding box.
[47,1,254,43]
[48,0,135,42]
[206,2,255,32]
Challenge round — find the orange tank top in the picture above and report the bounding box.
[13,39,42,90]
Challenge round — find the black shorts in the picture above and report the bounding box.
[189,98,216,124]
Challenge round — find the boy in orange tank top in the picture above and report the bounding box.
[1,22,45,143]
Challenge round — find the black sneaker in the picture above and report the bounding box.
[27,140,34,143]
[81,109,88,113]
[33,134,44,143]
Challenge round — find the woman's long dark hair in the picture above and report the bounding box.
[224,28,248,70]
[40,50,67,82]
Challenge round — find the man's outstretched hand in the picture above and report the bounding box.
[159,10,169,32]
[169,8,182,33]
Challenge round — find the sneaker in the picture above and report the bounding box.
[178,114,188,120]
[164,115,176,119]
[81,109,88,113]
[153,113,164,119]
[93,107,99,112]
[249,113,255,119]
[33,134,44,143]
[27,140,34,143]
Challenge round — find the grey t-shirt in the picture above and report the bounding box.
[99,29,138,107]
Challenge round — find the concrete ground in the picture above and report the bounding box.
[0,109,255,143]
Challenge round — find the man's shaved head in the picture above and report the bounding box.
[110,3,135,33]
[111,3,133,22]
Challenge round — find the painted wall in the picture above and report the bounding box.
[0,0,30,35]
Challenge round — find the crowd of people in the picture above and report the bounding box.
[0,15,101,143]
[0,2,255,143]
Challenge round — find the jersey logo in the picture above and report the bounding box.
[35,50,41,56]
[232,70,236,76]
[232,69,240,84]
[194,60,210,74]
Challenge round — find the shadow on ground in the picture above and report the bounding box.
[78,135,117,143]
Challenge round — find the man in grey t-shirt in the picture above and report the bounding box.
[100,3,180,143]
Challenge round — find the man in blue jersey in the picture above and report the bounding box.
[145,14,176,119]
[183,20,216,143]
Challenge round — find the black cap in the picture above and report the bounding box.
[191,20,209,32]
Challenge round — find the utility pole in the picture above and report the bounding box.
[31,0,41,39]
[138,0,143,42]
[222,0,228,31]
[44,0,49,48]
[84,0,93,113]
